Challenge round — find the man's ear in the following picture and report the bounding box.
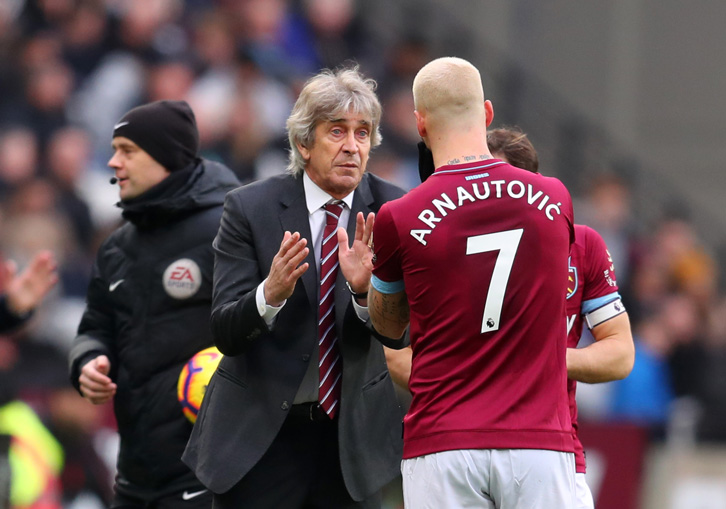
[484,100,494,128]
[297,142,310,161]
[414,110,427,139]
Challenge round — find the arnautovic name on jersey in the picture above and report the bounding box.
[410,179,563,246]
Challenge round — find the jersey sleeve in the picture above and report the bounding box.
[581,226,620,309]
[371,203,404,293]
[563,185,576,247]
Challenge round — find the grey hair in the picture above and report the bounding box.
[286,66,382,175]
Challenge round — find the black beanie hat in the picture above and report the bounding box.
[112,100,199,172]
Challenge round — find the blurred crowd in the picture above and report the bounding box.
[0,0,724,507]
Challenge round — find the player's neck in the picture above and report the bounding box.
[431,136,492,169]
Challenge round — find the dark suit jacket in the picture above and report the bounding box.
[183,172,406,501]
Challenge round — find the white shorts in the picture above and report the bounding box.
[401,448,575,509]
[575,472,594,509]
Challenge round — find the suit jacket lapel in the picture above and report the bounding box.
[279,176,318,316]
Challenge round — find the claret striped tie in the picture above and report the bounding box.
[318,202,344,419]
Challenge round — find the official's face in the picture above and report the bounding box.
[299,111,371,199]
[108,136,170,201]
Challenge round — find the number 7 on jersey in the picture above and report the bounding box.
[466,229,524,333]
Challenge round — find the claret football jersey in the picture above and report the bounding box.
[372,159,576,459]
[567,224,622,473]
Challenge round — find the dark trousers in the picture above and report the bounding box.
[111,487,212,508]
[213,404,381,509]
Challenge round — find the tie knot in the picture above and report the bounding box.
[323,202,343,225]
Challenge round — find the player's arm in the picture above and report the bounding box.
[368,203,409,340]
[384,346,412,390]
[567,310,634,384]
[369,284,409,340]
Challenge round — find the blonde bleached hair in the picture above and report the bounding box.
[412,57,485,126]
[286,66,382,175]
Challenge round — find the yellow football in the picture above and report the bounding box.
[177,346,223,423]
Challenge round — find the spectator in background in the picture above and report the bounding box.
[373,84,422,189]
[0,127,39,200]
[377,36,433,98]
[68,100,239,508]
[653,216,718,310]
[609,308,677,434]
[577,173,636,294]
[1,30,64,132]
[57,2,113,82]
[144,57,196,104]
[45,126,95,253]
[114,0,187,59]
[230,0,311,82]
[297,0,380,75]
[187,11,239,157]
[21,59,75,147]
[199,49,294,183]
[2,177,92,301]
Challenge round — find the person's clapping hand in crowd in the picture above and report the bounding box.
[0,250,58,329]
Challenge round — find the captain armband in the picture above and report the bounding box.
[584,298,626,330]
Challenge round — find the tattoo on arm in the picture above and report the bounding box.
[370,290,409,335]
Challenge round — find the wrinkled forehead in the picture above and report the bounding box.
[322,105,374,126]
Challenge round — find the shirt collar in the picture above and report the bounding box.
[303,172,354,214]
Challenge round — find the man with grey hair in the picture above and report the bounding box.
[183,66,406,508]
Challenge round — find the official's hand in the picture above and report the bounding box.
[3,250,58,315]
[337,211,375,294]
[79,355,117,404]
[264,231,309,306]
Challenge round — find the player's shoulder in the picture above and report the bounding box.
[575,224,597,236]
[575,224,607,249]
[575,224,595,245]
[378,181,429,220]
[522,167,571,195]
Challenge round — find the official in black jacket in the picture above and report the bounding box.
[68,100,239,508]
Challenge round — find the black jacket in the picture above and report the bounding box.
[68,159,238,499]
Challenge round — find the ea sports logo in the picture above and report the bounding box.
[163,258,201,299]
